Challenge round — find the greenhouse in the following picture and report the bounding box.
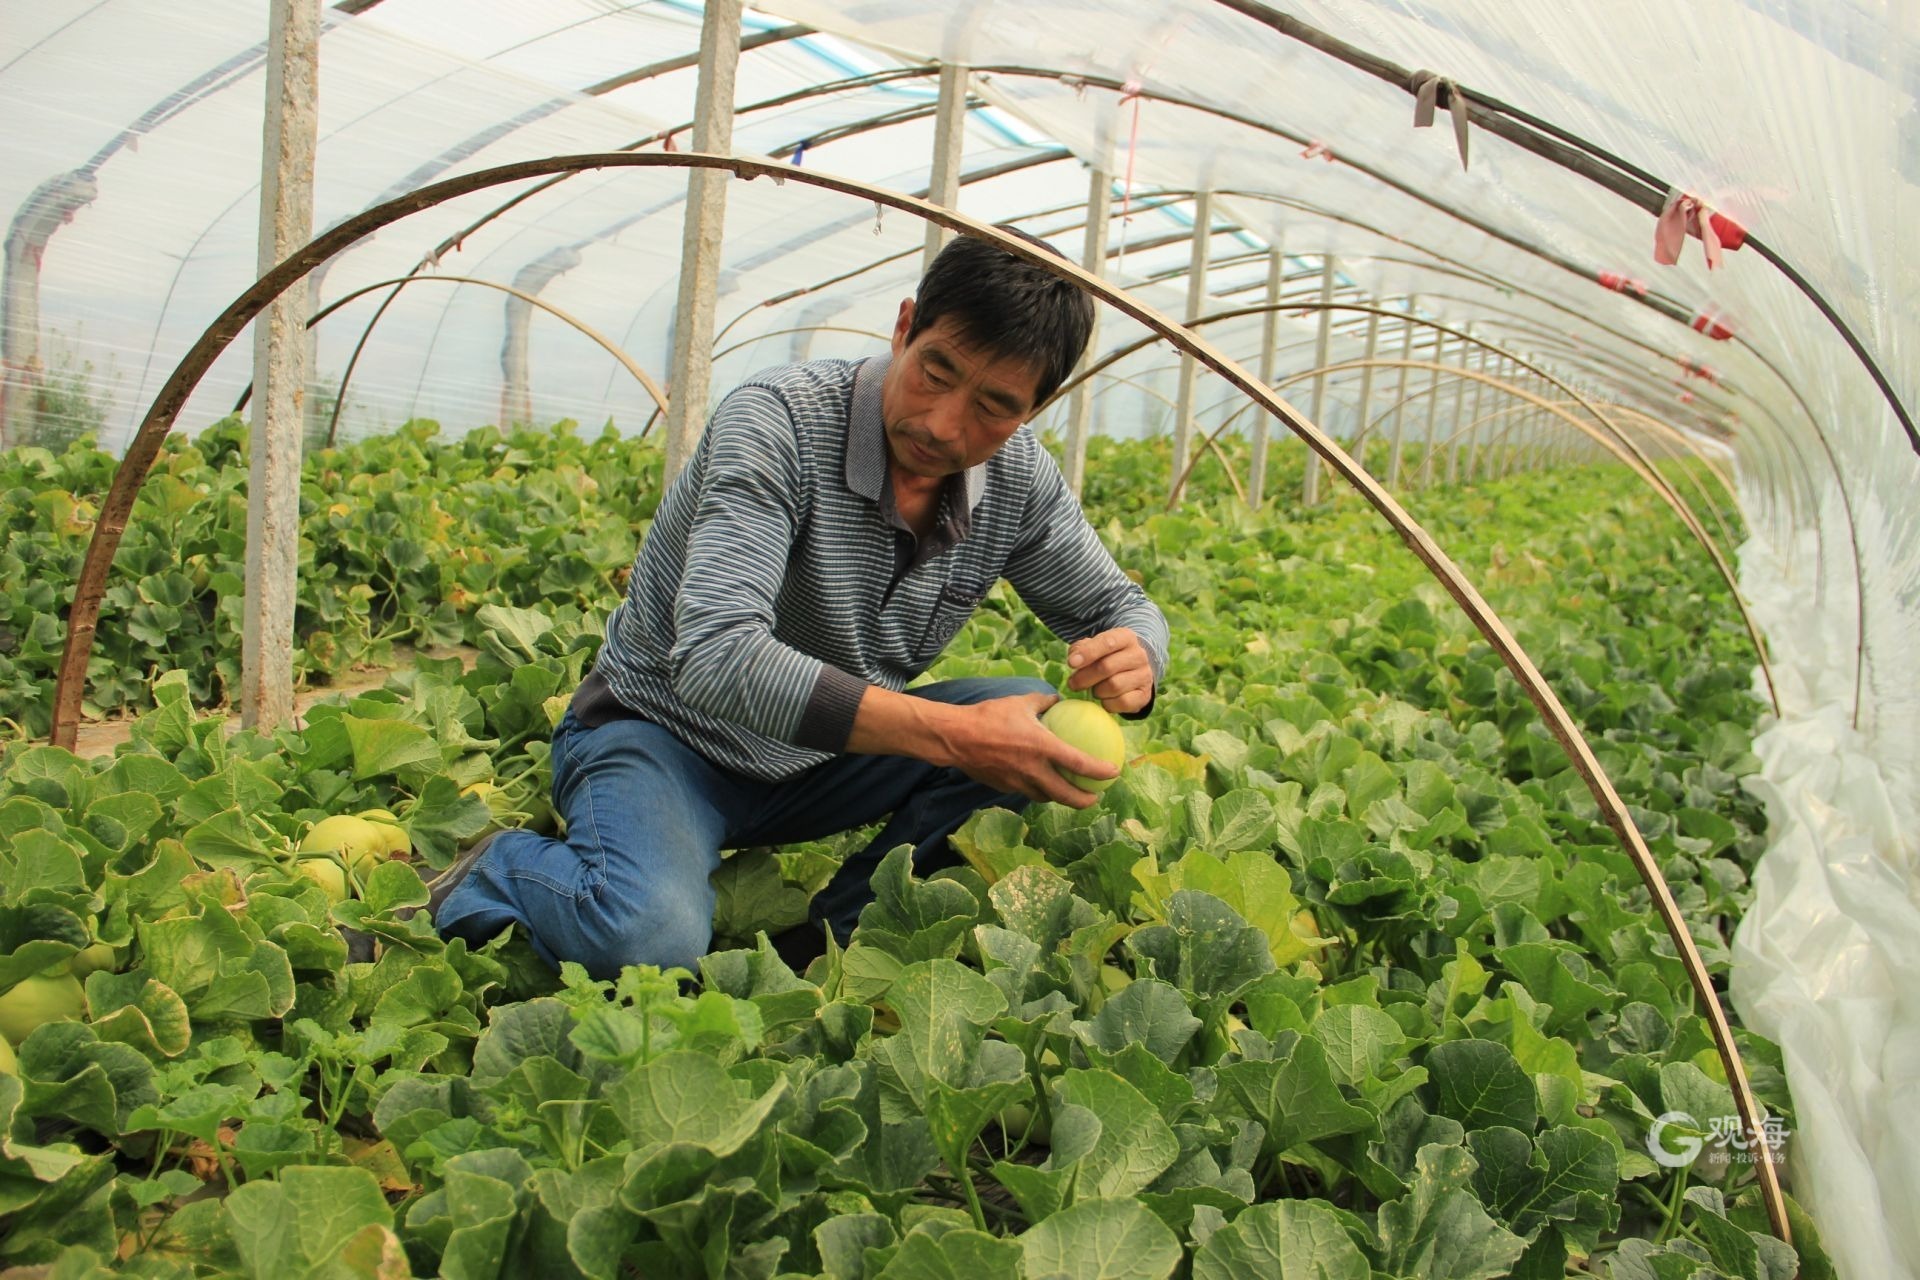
[0,0,1914,1275]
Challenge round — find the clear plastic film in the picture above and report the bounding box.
[3,5,1916,1271]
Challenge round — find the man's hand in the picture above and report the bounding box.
[1066,628,1155,714]
[845,686,1116,808]
[942,691,1117,808]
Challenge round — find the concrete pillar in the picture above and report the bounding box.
[1463,342,1489,481]
[1352,305,1379,476]
[499,246,583,428]
[1303,255,1335,505]
[0,172,98,448]
[1063,167,1109,497]
[1420,331,1447,488]
[922,64,968,273]
[1444,323,1472,484]
[661,0,743,488]
[1168,190,1211,504]
[1249,242,1283,508]
[240,0,319,734]
[1387,298,1415,488]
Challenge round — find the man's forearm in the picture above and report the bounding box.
[843,684,965,765]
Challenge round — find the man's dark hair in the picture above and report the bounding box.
[907,228,1095,408]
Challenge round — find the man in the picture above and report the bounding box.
[432,231,1170,977]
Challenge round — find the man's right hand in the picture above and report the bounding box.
[845,686,1117,808]
[940,691,1118,808]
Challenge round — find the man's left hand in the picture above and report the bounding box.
[1066,628,1155,715]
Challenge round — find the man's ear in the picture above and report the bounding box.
[891,299,914,355]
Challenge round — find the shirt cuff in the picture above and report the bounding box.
[1121,684,1158,721]
[793,664,870,753]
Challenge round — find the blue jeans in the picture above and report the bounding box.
[434,676,1045,977]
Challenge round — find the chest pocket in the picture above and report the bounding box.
[915,580,988,663]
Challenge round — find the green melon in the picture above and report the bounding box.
[1040,698,1127,792]
[0,972,87,1046]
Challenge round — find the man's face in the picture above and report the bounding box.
[880,300,1045,480]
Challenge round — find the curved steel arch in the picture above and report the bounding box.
[46,151,1788,1246]
[230,273,671,431]
[1047,297,1779,713]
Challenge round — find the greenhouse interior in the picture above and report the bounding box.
[0,0,1915,1276]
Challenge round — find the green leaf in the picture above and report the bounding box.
[17,1021,159,1136]
[815,1214,896,1280]
[1215,1031,1376,1153]
[1190,1199,1370,1280]
[0,903,90,990]
[876,1226,1023,1280]
[1054,1068,1180,1198]
[222,1165,403,1278]
[1496,941,1616,1035]
[949,808,1045,885]
[1205,789,1279,851]
[710,847,810,942]
[82,971,192,1058]
[852,846,980,963]
[1020,1197,1181,1280]
[1077,978,1200,1066]
[408,774,494,869]
[1376,1143,1529,1280]
[473,604,557,667]
[1469,1123,1618,1243]
[1126,891,1275,1003]
[1308,1003,1404,1087]
[341,713,443,781]
[1426,1038,1538,1133]
[873,959,1007,1107]
[605,1049,787,1158]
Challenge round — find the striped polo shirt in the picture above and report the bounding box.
[576,353,1170,782]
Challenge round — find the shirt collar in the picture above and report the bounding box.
[847,353,988,515]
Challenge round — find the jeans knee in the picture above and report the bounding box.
[573,890,712,979]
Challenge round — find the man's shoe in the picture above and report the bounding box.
[415,828,507,922]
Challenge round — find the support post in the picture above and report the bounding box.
[1463,343,1489,481]
[661,0,743,488]
[1303,255,1335,504]
[1352,303,1380,477]
[1522,371,1548,475]
[499,246,582,428]
[240,0,318,733]
[1387,297,1415,488]
[1249,241,1283,507]
[1168,189,1211,504]
[1420,330,1447,487]
[921,63,969,273]
[1062,167,1109,497]
[1444,322,1472,484]
[0,172,98,448]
